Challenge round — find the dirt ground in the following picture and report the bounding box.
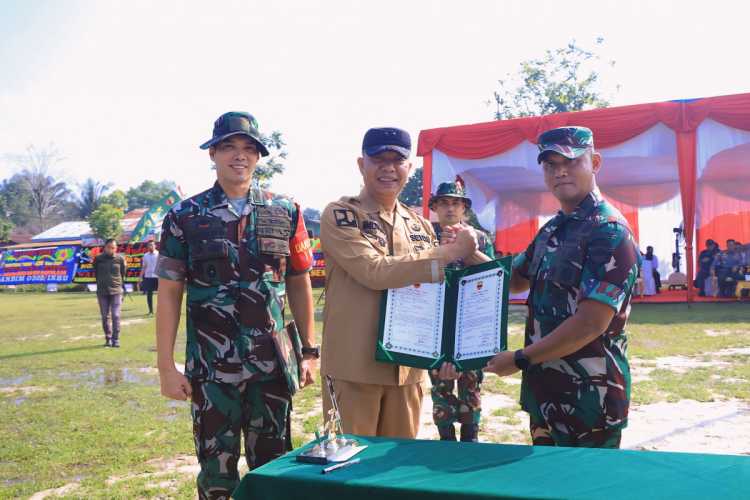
[417,351,750,455]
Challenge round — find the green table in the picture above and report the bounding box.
[234,436,749,500]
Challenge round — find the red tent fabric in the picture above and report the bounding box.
[418,92,750,302]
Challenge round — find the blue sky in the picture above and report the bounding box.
[1,0,749,217]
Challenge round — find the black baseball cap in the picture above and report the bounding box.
[362,127,411,158]
[199,111,269,156]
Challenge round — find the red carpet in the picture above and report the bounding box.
[631,289,738,304]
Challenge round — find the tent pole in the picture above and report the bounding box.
[422,152,433,219]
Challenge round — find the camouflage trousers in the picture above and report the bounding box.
[429,369,483,428]
[190,377,291,500]
[529,420,622,449]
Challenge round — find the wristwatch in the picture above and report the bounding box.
[513,349,531,371]
[301,345,321,359]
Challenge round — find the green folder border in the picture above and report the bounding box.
[376,256,511,371]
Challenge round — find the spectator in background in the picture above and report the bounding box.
[737,242,749,272]
[641,246,659,296]
[696,239,719,296]
[140,240,159,315]
[713,239,743,297]
[93,239,127,347]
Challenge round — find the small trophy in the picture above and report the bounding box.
[296,375,365,464]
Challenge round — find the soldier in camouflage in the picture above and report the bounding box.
[484,126,641,448]
[155,112,317,499]
[428,179,495,442]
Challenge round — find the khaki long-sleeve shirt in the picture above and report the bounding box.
[320,190,444,386]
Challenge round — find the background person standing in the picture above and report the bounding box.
[140,240,159,315]
[428,179,495,442]
[641,246,659,296]
[93,238,127,347]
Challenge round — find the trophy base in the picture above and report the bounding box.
[296,437,367,465]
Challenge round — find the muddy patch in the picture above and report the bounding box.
[57,367,159,387]
[0,374,32,386]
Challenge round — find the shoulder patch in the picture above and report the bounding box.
[334,208,357,227]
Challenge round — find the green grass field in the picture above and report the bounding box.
[0,292,748,498]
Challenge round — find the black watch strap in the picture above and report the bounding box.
[513,349,531,371]
[301,345,320,359]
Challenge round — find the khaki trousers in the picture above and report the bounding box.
[322,378,423,439]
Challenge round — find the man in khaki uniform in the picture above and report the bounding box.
[320,127,478,438]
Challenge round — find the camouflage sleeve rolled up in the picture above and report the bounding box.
[578,222,640,312]
[512,240,535,280]
[156,208,188,282]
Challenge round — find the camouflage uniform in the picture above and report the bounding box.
[429,222,495,441]
[513,189,640,448]
[158,181,312,499]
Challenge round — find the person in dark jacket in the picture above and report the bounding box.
[93,238,127,347]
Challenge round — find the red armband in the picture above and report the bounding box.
[289,207,313,272]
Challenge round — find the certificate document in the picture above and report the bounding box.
[454,268,505,362]
[382,282,445,358]
[376,257,510,371]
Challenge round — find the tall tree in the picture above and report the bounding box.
[8,145,71,231]
[88,203,124,241]
[254,131,288,187]
[76,178,111,219]
[125,180,177,210]
[399,40,615,233]
[0,176,34,227]
[102,189,128,211]
[0,217,13,242]
[490,38,615,120]
[398,167,423,207]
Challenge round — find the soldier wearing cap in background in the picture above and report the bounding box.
[482,126,641,448]
[155,111,317,499]
[320,127,481,438]
[427,177,495,442]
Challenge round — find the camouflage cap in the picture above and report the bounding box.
[200,111,269,156]
[428,180,472,210]
[536,126,594,164]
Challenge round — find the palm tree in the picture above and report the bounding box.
[76,178,110,219]
[12,145,71,231]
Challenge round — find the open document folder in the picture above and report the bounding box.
[376,256,511,371]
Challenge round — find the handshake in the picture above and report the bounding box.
[436,224,484,266]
